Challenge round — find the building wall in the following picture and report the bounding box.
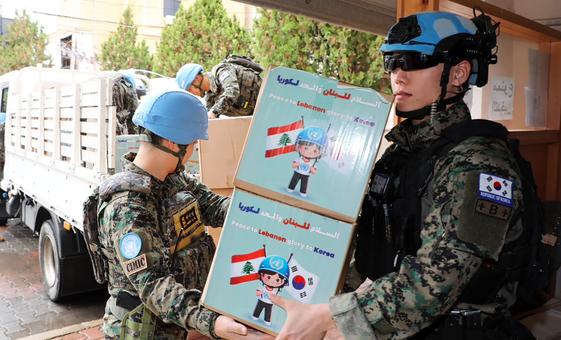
[4,0,256,71]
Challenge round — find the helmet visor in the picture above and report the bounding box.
[383,53,442,72]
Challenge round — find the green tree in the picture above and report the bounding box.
[252,9,389,93]
[154,0,251,76]
[279,133,292,147]
[0,11,50,74]
[242,261,255,274]
[252,10,316,73]
[100,6,152,71]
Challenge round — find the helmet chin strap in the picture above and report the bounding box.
[395,63,465,120]
[150,142,188,173]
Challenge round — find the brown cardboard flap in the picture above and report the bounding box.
[199,116,252,189]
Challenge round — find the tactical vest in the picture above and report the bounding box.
[83,187,108,285]
[83,170,215,338]
[355,119,549,306]
[207,58,263,116]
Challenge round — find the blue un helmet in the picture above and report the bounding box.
[259,255,290,284]
[118,69,147,98]
[380,10,499,118]
[176,63,204,91]
[295,127,328,150]
[133,89,208,172]
[133,89,208,145]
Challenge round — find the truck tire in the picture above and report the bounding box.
[38,217,105,301]
[39,219,63,301]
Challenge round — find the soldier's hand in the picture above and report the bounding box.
[323,325,344,340]
[214,316,273,340]
[208,111,217,119]
[270,294,333,340]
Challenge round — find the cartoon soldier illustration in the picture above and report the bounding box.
[287,127,328,197]
[252,255,290,325]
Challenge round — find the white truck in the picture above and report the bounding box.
[0,66,173,301]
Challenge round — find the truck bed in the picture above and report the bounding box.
[1,67,119,230]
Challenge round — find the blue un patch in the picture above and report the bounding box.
[119,233,142,260]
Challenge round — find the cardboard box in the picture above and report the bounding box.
[202,189,355,335]
[203,67,391,334]
[199,116,252,189]
[234,67,391,222]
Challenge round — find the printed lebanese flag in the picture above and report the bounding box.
[286,257,319,303]
[265,119,304,158]
[230,248,266,285]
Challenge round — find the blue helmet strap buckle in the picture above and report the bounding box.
[174,145,188,173]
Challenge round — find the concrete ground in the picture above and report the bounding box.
[4,216,561,340]
[0,221,107,340]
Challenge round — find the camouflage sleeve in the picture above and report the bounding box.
[209,66,239,117]
[330,137,522,338]
[108,198,219,337]
[179,172,230,228]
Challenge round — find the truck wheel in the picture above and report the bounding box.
[39,219,63,301]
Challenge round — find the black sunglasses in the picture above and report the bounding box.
[383,53,442,72]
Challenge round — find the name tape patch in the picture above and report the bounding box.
[475,199,511,220]
[478,173,513,207]
[171,202,204,253]
[123,254,148,276]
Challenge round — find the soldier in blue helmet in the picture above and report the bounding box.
[88,89,271,339]
[176,63,211,98]
[177,56,263,119]
[252,256,290,326]
[272,10,535,340]
[287,127,328,198]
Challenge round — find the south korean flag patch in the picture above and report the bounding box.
[478,173,513,207]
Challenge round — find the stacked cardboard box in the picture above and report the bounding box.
[202,67,391,334]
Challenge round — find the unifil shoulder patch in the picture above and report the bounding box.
[119,232,142,260]
[123,254,148,276]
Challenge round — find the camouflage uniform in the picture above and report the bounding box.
[330,102,523,339]
[113,76,140,135]
[97,153,230,339]
[205,62,262,117]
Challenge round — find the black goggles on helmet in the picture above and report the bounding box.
[383,53,442,72]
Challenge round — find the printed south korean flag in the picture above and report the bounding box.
[478,173,513,207]
[286,257,319,304]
